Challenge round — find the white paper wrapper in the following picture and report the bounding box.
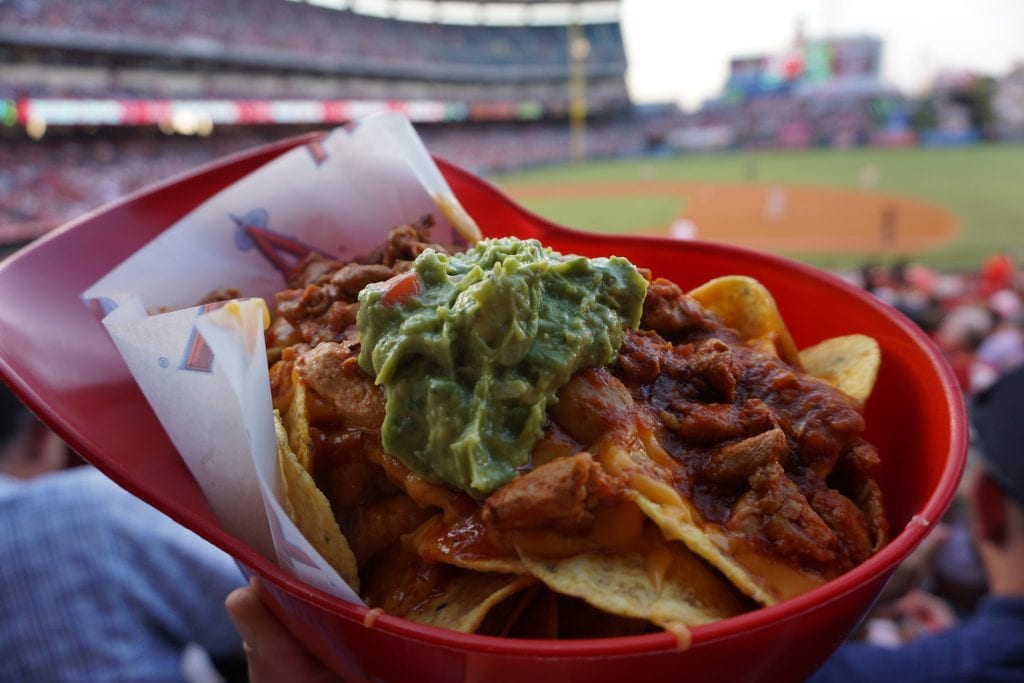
[83,113,479,604]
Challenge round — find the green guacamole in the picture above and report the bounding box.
[357,237,647,497]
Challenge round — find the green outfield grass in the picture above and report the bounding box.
[491,144,1024,271]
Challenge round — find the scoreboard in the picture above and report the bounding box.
[725,36,883,101]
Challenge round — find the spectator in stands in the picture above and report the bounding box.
[979,250,1016,298]
[975,289,1024,385]
[889,260,944,334]
[935,303,996,394]
[0,382,247,683]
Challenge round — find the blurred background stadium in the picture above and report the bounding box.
[2,0,1023,394]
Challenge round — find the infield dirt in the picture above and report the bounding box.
[506,181,957,254]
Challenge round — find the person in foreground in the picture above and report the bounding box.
[0,383,247,683]
[809,365,1024,682]
[225,367,1024,683]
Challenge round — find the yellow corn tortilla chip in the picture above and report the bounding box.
[627,473,826,606]
[274,411,360,591]
[799,334,881,404]
[433,193,482,246]
[283,371,314,471]
[517,527,747,629]
[589,395,826,606]
[688,275,802,368]
[362,539,535,633]
[405,571,537,633]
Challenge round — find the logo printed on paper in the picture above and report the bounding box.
[86,296,119,320]
[231,209,323,280]
[178,302,226,373]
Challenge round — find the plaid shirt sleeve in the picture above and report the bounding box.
[0,466,245,683]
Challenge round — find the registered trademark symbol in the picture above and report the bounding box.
[158,357,170,368]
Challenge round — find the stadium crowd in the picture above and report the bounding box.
[0,132,272,243]
[0,121,652,243]
[858,252,1023,398]
[666,94,887,152]
[0,0,626,77]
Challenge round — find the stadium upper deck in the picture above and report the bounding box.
[0,0,626,85]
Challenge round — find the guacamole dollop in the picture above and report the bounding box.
[357,237,648,497]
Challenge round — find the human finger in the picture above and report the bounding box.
[225,578,340,683]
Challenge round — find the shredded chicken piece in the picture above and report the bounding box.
[298,343,385,430]
[287,253,344,289]
[808,487,874,566]
[330,263,400,297]
[550,368,636,446]
[273,221,452,346]
[641,278,710,336]
[482,452,626,534]
[728,462,841,572]
[702,428,788,483]
[661,400,774,445]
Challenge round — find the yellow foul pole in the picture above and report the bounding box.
[567,18,589,162]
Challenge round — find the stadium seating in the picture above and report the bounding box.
[0,0,626,83]
[0,119,650,242]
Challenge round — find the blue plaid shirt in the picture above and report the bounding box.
[0,466,245,682]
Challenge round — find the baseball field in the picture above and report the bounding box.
[491,143,1024,271]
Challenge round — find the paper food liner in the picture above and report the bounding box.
[83,113,480,604]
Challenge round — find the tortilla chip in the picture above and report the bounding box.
[362,539,535,633]
[628,474,826,605]
[433,193,483,246]
[283,371,315,471]
[517,527,747,629]
[405,571,537,633]
[628,488,775,605]
[799,334,881,404]
[490,586,559,638]
[274,411,360,590]
[596,418,825,606]
[688,275,801,367]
